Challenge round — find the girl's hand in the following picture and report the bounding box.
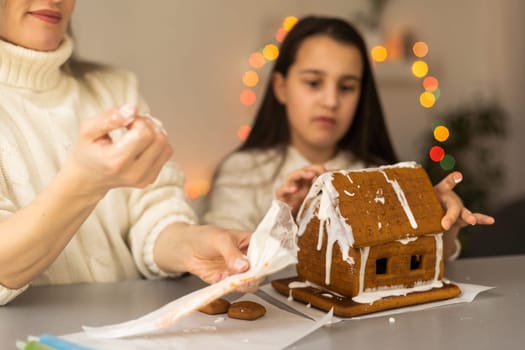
[275,165,326,217]
[62,104,173,198]
[434,171,495,259]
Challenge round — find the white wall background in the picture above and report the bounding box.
[72,0,524,210]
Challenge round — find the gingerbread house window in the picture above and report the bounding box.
[375,258,388,275]
[410,254,423,270]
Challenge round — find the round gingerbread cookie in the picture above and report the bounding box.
[228,301,266,320]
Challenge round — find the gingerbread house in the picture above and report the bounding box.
[272,162,461,317]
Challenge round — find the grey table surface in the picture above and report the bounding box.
[1,254,524,349]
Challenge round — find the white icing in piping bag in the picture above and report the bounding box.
[83,200,298,339]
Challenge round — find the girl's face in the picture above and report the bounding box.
[273,35,363,162]
[0,0,75,51]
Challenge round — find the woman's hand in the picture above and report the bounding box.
[275,165,326,217]
[434,171,495,259]
[62,104,173,199]
[153,223,260,291]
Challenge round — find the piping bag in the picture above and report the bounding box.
[83,200,298,339]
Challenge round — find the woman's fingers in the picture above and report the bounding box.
[81,105,136,141]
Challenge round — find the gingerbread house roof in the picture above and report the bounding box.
[296,162,444,249]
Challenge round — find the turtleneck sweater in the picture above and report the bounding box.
[0,37,196,305]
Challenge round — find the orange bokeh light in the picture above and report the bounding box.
[237,125,251,141]
[276,27,287,42]
[242,70,259,87]
[420,91,436,108]
[412,41,429,58]
[423,76,439,92]
[184,180,211,200]
[240,89,257,106]
[249,52,265,69]
[434,125,450,142]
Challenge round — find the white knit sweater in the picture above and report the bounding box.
[0,36,196,305]
[203,146,365,230]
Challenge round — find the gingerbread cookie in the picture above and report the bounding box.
[227,301,266,320]
[198,298,231,315]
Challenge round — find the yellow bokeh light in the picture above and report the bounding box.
[242,70,259,87]
[240,89,256,106]
[249,52,265,69]
[412,41,429,58]
[262,44,279,61]
[283,16,298,31]
[371,45,388,62]
[434,125,450,142]
[412,60,429,78]
[420,91,436,108]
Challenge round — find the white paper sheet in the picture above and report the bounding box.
[260,281,494,323]
[83,200,299,338]
[64,294,333,350]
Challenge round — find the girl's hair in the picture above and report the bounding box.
[239,15,398,165]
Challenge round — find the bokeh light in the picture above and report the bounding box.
[432,88,441,100]
[237,125,251,141]
[262,44,279,61]
[371,45,388,62]
[185,179,211,200]
[423,76,439,91]
[433,125,450,142]
[275,27,287,42]
[440,154,456,170]
[248,52,265,69]
[242,70,259,87]
[429,146,445,162]
[283,16,298,31]
[411,60,429,78]
[412,41,429,58]
[419,91,436,108]
[240,89,256,106]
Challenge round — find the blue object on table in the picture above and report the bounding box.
[37,334,94,350]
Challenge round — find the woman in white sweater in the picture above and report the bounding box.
[0,0,252,305]
[203,16,495,260]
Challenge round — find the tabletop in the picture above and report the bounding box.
[1,254,524,349]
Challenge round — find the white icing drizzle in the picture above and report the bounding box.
[378,222,382,230]
[352,279,443,304]
[397,236,418,245]
[379,170,418,229]
[358,247,370,296]
[434,233,444,280]
[297,172,356,286]
[344,190,355,197]
[374,188,385,204]
[288,281,311,289]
